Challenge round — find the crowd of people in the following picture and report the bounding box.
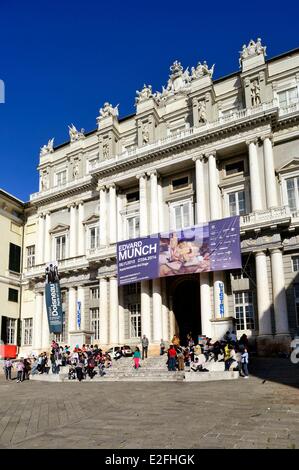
[160,331,250,378]
[2,330,250,381]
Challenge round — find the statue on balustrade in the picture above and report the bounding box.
[68,124,85,142]
[135,84,153,104]
[40,138,54,156]
[99,102,119,118]
[198,101,207,123]
[251,80,261,107]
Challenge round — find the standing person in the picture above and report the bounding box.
[235,347,243,377]
[160,339,166,356]
[75,359,84,382]
[17,360,24,383]
[141,335,149,360]
[3,358,13,380]
[133,347,141,369]
[177,349,185,371]
[167,344,177,371]
[241,348,249,378]
[23,358,31,380]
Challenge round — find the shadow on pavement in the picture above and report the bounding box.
[250,356,299,389]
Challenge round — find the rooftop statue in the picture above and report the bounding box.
[239,38,267,66]
[99,102,119,118]
[191,60,215,79]
[68,124,85,142]
[40,138,54,156]
[135,84,153,104]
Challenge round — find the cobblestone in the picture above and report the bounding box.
[0,357,298,449]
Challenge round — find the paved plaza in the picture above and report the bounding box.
[0,358,298,449]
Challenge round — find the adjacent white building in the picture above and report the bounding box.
[7,38,299,355]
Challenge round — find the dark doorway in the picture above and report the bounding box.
[173,279,201,345]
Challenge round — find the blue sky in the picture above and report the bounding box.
[0,0,298,201]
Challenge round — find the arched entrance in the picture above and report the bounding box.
[172,277,201,345]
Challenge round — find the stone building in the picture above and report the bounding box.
[5,39,299,356]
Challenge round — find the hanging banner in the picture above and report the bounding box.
[45,262,63,333]
[77,301,81,329]
[117,216,241,286]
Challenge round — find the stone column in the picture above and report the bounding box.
[109,184,117,245]
[118,285,125,344]
[37,214,45,265]
[208,151,220,220]
[158,176,164,232]
[68,203,77,258]
[150,170,159,234]
[247,139,263,212]
[68,287,77,333]
[44,211,51,263]
[270,249,290,335]
[193,154,207,223]
[168,295,175,340]
[137,173,148,236]
[99,277,109,345]
[255,251,272,336]
[42,292,49,348]
[77,201,85,256]
[117,191,124,242]
[99,186,108,247]
[262,135,278,208]
[77,286,85,330]
[200,272,212,338]
[33,292,43,350]
[152,278,162,342]
[109,276,119,344]
[141,280,151,341]
[161,279,169,341]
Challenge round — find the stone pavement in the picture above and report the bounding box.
[0,358,298,449]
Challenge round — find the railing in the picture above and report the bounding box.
[24,255,88,277]
[30,175,92,201]
[279,101,299,117]
[241,206,291,227]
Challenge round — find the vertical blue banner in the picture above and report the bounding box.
[77,301,81,329]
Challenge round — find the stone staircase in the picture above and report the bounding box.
[30,355,239,382]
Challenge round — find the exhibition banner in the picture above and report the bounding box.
[45,261,63,333]
[117,216,241,286]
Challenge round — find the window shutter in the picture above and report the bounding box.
[1,316,7,343]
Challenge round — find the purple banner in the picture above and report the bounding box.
[117,216,241,285]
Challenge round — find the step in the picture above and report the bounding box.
[185,370,239,382]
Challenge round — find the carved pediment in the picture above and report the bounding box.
[277,158,299,173]
[49,223,70,234]
[82,214,99,225]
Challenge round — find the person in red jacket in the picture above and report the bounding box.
[167,344,177,371]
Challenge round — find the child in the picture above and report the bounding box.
[241,348,249,378]
[17,360,25,383]
[133,347,141,369]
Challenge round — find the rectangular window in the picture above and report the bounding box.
[292,256,299,272]
[89,226,99,250]
[127,216,140,239]
[171,176,189,191]
[125,283,141,295]
[9,243,21,273]
[278,88,299,108]
[55,235,66,260]
[27,245,35,268]
[90,308,100,340]
[127,191,139,203]
[228,191,246,216]
[23,318,33,346]
[128,303,141,338]
[170,200,193,230]
[8,288,19,303]
[6,318,16,344]
[234,291,255,331]
[286,177,299,215]
[56,170,67,186]
[90,287,99,300]
[225,160,244,176]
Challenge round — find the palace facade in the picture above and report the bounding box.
[2,39,299,355]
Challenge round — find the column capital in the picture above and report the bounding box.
[107,182,116,190]
[269,247,282,255]
[67,202,76,210]
[109,275,118,280]
[148,169,158,178]
[260,133,273,143]
[255,250,266,257]
[97,183,108,192]
[136,172,147,181]
[76,200,84,207]
[45,210,51,216]
[246,137,259,146]
[206,150,217,158]
[192,153,205,162]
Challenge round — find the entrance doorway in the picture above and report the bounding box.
[173,278,201,345]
